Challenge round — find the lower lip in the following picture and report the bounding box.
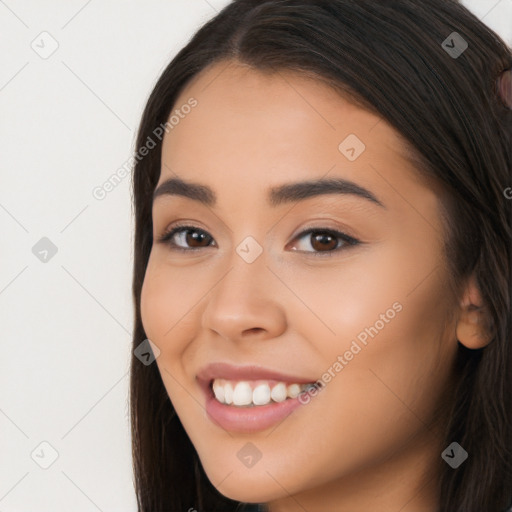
[204,388,306,433]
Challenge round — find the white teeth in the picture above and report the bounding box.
[233,382,253,406]
[270,382,287,403]
[211,379,314,406]
[212,381,225,403]
[253,384,271,405]
[224,382,234,405]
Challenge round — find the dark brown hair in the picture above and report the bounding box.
[129,1,512,510]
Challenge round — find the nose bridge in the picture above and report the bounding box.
[201,235,286,339]
[213,234,269,306]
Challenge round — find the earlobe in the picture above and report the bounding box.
[455,274,493,349]
[456,306,493,349]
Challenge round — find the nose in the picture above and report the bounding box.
[200,245,287,343]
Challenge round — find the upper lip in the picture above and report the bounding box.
[196,362,317,385]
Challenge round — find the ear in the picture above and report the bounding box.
[455,273,492,349]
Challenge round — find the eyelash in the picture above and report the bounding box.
[156,222,361,257]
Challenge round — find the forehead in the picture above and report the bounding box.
[166,61,392,149]
[159,60,434,204]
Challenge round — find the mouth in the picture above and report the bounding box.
[196,362,320,432]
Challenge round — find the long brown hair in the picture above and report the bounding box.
[129,1,512,510]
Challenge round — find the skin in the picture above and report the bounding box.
[140,60,490,512]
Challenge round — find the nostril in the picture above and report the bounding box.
[245,327,264,335]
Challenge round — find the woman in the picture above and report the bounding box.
[129,1,512,510]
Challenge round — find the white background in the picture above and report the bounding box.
[1,1,511,510]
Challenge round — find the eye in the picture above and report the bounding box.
[157,223,216,252]
[156,224,360,255]
[289,227,360,255]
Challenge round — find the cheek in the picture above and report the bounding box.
[140,257,203,350]
[285,241,446,351]
[139,260,205,409]
[288,242,455,434]
[140,263,169,345]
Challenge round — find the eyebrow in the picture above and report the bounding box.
[153,176,385,209]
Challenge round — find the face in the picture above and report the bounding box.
[140,60,459,508]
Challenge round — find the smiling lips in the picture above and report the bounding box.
[196,362,319,432]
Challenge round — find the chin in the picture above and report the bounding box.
[201,462,287,503]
